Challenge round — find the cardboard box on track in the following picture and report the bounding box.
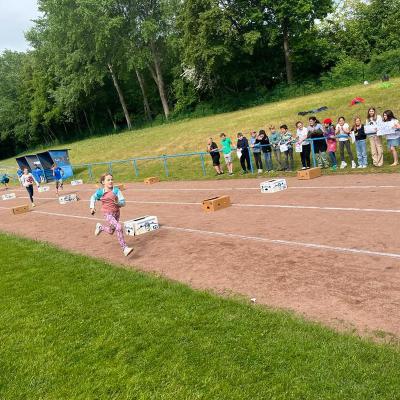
[202,196,231,212]
[297,167,321,180]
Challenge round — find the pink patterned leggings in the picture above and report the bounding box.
[100,213,127,250]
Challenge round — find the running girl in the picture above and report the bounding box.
[20,168,39,207]
[52,163,64,195]
[90,173,133,257]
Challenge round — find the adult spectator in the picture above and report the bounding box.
[207,138,223,176]
[249,131,263,173]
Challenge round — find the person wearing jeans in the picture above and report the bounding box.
[269,126,282,170]
[250,131,263,173]
[308,116,329,168]
[256,129,273,171]
[323,118,338,170]
[352,117,368,168]
[279,124,294,171]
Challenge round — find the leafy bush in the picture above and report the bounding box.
[369,49,400,79]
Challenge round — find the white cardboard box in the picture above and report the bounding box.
[71,179,83,186]
[2,193,16,200]
[59,193,79,205]
[38,186,50,193]
[124,216,159,236]
[260,179,287,194]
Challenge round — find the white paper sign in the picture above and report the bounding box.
[295,143,302,153]
[71,179,83,186]
[38,186,50,193]
[2,193,16,201]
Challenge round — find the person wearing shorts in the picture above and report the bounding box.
[220,133,234,175]
[207,138,223,175]
[52,163,64,195]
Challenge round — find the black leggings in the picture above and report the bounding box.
[240,150,251,172]
[26,185,34,203]
[300,144,311,168]
[253,152,263,170]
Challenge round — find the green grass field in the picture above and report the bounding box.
[1,79,400,183]
[1,232,400,399]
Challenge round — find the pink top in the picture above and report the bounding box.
[100,190,120,215]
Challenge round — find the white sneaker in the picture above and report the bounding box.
[31,203,36,208]
[95,223,102,236]
[362,165,367,168]
[351,161,357,169]
[340,161,347,169]
[357,165,363,169]
[123,247,134,257]
[258,169,263,174]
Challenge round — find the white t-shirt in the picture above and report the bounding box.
[381,119,400,140]
[336,123,350,142]
[20,173,38,188]
[365,115,382,135]
[296,127,309,146]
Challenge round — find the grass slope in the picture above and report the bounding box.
[1,79,400,182]
[0,232,400,399]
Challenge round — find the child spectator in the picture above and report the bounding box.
[220,133,234,175]
[351,117,368,168]
[382,110,400,166]
[335,116,356,169]
[236,132,251,174]
[250,131,263,173]
[207,138,223,175]
[269,126,282,170]
[296,121,311,169]
[279,125,294,171]
[365,107,383,167]
[256,130,273,172]
[308,117,329,168]
[1,173,10,190]
[323,119,337,171]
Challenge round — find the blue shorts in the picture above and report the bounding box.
[387,138,400,149]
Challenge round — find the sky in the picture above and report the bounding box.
[0,0,41,53]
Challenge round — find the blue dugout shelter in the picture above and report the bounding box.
[36,149,74,182]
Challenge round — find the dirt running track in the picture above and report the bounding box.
[1,173,400,337]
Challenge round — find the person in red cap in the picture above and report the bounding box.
[323,118,337,170]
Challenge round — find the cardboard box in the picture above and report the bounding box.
[11,204,30,215]
[124,216,159,236]
[260,179,288,194]
[2,193,16,201]
[297,167,321,180]
[38,186,50,193]
[71,179,83,186]
[144,177,159,185]
[202,196,231,212]
[59,193,79,205]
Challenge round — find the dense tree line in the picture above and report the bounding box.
[0,0,399,159]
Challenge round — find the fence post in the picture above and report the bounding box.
[88,164,93,181]
[108,162,113,174]
[132,159,139,177]
[163,156,169,177]
[248,147,254,173]
[311,140,317,168]
[200,153,207,176]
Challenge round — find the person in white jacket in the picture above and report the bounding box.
[20,168,39,207]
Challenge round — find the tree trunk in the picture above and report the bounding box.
[83,110,93,134]
[135,68,152,121]
[283,26,293,84]
[148,42,170,119]
[107,107,117,131]
[107,63,132,130]
[75,112,83,135]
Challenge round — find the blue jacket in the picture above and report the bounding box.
[90,187,125,209]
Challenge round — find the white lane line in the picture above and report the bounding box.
[163,226,400,260]
[6,207,397,260]
[15,196,400,214]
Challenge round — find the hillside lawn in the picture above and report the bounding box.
[0,232,400,399]
[1,79,399,182]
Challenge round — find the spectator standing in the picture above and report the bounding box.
[365,107,383,167]
[269,126,282,170]
[296,121,311,169]
[308,117,329,168]
[236,132,251,174]
[256,130,273,172]
[220,133,234,175]
[323,118,337,171]
[279,125,294,171]
[336,116,356,169]
[207,138,223,175]
[250,131,263,173]
[381,110,400,166]
[351,117,368,168]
